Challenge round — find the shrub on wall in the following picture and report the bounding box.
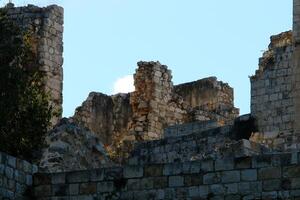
[0,10,52,162]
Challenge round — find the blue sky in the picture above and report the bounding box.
[2,0,292,117]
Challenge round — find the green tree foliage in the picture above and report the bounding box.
[0,9,52,161]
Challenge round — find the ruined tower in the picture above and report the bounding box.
[2,4,64,125]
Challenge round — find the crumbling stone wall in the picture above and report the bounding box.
[175,77,239,124]
[73,61,239,152]
[2,4,64,126]
[251,31,294,134]
[130,61,188,141]
[72,92,132,145]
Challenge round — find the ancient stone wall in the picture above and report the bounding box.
[175,77,239,124]
[33,152,300,200]
[72,92,132,145]
[251,31,294,134]
[0,151,38,199]
[2,4,64,126]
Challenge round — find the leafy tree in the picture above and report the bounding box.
[0,9,52,161]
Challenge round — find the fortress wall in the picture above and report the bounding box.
[0,151,38,199]
[3,4,64,126]
[33,152,300,199]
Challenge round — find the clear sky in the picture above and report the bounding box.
[1,0,292,117]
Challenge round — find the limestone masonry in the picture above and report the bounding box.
[3,0,300,199]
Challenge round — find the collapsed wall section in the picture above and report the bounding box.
[2,4,64,126]
[251,31,294,134]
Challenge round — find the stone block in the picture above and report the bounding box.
[127,179,140,190]
[153,177,168,189]
[292,178,300,189]
[225,183,238,194]
[22,161,32,173]
[169,176,184,187]
[144,165,163,177]
[90,169,104,182]
[33,173,51,186]
[163,163,182,175]
[52,184,68,196]
[97,181,114,193]
[34,185,51,197]
[235,157,252,169]
[198,185,209,197]
[124,165,143,178]
[51,173,65,184]
[5,167,14,179]
[140,178,154,190]
[190,161,201,173]
[14,170,26,183]
[238,182,251,195]
[215,158,234,171]
[263,179,281,191]
[69,184,79,195]
[105,167,123,180]
[203,172,221,184]
[262,191,278,199]
[201,160,214,172]
[253,155,272,168]
[80,183,97,194]
[67,171,89,183]
[258,167,281,180]
[188,186,200,197]
[241,169,257,181]
[7,156,16,168]
[283,165,300,178]
[184,174,202,186]
[210,184,225,195]
[225,195,241,200]
[0,164,4,175]
[221,170,240,183]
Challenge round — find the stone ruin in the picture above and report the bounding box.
[3,0,300,199]
[72,61,239,162]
